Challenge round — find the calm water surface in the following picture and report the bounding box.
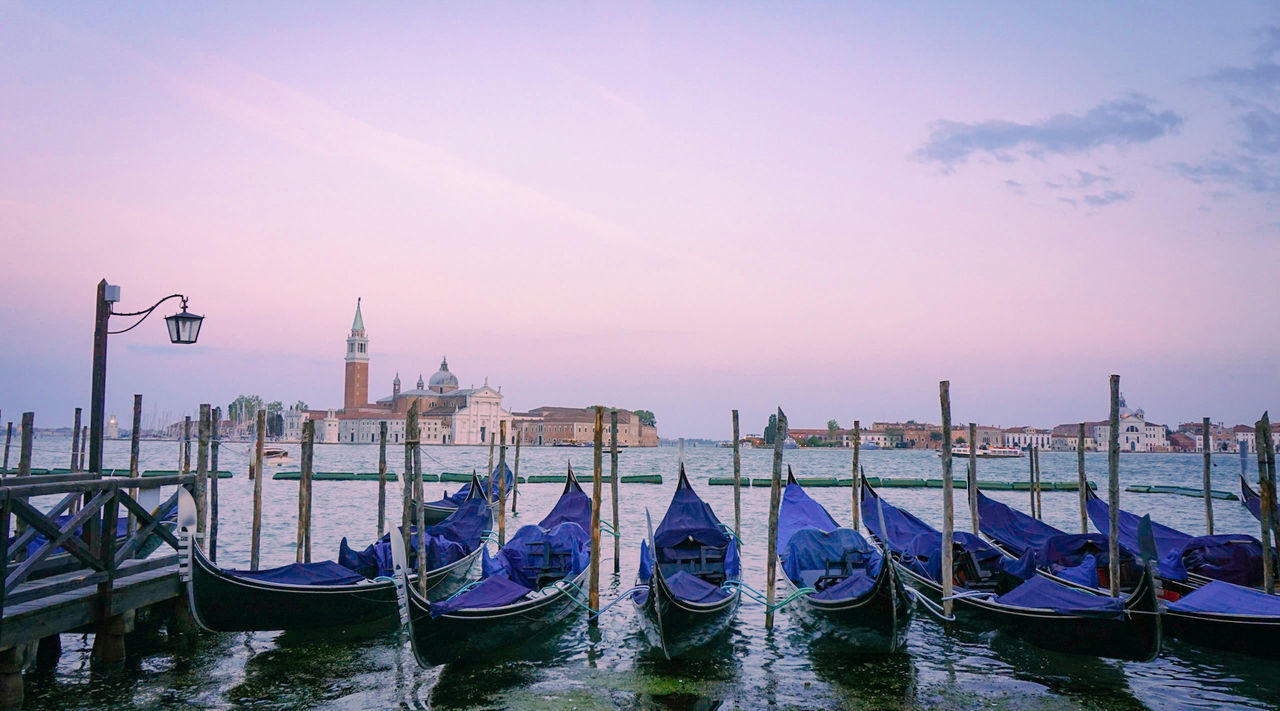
[15,437,1278,710]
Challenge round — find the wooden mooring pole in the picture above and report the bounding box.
[967,422,978,535]
[70,407,82,471]
[1255,414,1276,594]
[765,407,787,630]
[297,420,314,564]
[852,420,861,530]
[1034,446,1043,520]
[1107,375,1121,597]
[939,383,955,618]
[127,395,142,534]
[403,402,417,552]
[1202,416,1214,535]
[210,406,220,562]
[610,409,619,574]
[414,419,425,596]
[732,410,742,539]
[1077,423,1088,534]
[79,426,86,472]
[589,407,603,621]
[378,422,388,538]
[497,421,508,546]
[512,431,521,514]
[2,421,11,474]
[1027,443,1037,518]
[196,405,209,542]
[183,415,191,475]
[251,410,265,570]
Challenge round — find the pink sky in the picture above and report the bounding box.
[1,3,1277,436]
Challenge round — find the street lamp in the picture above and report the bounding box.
[88,279,203,475]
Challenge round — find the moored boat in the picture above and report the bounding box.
[940,446,1024,459]
[776,467,911,650]
[262,447,292,466]
[419,463,514,525]
[178,473,490,633]
[861,476,1161,661]
[391,465,593,666]
[633,464,740,659]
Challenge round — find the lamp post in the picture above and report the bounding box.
[88,279,203,475]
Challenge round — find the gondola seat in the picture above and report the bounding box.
[659,541,728,586]
[521,540,575,589]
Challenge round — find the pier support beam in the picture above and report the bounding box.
[90,614,127,668]
[167,597,199,645]
[0,648,22,710]
[34,635,60,672]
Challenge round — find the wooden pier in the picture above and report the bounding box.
[0,470,194,708]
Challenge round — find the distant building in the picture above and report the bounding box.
[513,407,658,447]
[1003,426,1051,450]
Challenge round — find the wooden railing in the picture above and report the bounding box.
[0,472,194,616]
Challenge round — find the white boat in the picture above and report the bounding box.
[940,446,1024,459]
[263,447,293,465]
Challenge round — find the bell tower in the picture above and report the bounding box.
[344,298,369,409]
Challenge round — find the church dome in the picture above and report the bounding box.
[428,357,459,391]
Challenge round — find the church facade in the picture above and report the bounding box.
[284,300,514,445]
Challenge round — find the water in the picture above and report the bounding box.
[14,437,1277,709]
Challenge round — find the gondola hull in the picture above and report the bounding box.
[422,498,501,527]
[405,568,589,665]
[185,538,482,633]
[896,560,1161,661]
[1164,608,1280,659]
[779,558,911,651]
[635,570,739,659]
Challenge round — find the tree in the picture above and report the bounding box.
[806,435,824,447]
[929,431,943,442]
[633,409,656,427]
[267,401,283,418]
[294,400,308,411]
[826,419,840,439]
[764,414,778,445]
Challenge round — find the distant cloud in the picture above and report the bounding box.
[1237,103,1280,155]
[1076,170,1112,187]
[1201,63,1280,94]
[1082,190,1133,207]
[1057,197,1078,207]
[1257,26,1280,61]
[917,96,1183,168]
[1172,155,1280,194]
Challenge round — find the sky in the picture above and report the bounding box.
[1,2,1278,438]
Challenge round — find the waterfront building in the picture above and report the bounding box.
[513,407,658,447]
[1003,426,1052,450]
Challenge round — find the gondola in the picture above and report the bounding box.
[633,464,740,659]
[1162,579,1280,659]
[775,467,911,650]
[1084,485,1264,589]
[861,476,1161,661]
[391,464,593,666]
[1240,474,1264,523]
[178,473,490,633]
[420,463,514,525]
[975,488,1147,593]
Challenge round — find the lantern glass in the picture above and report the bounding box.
[165,308,203,344]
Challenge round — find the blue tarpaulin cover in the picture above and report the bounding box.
[1086,493,1262,585]
[1169,580,1280,616]
[977,491,1134,575]
[229,560,367,586]
[663,570,730,603]
[426,463,515,509]
[430,479,591,617]
[993,575,1126,619]
[637,474,739,603]
[338,496,491,578]
[1056,553,1100,588]
[777,481,840,551]
[779,480,885,600]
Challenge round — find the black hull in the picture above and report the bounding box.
[898,563,1161,661]
[1165,608,1280,659]
[780,555,912,652]
[185,538,481,633]
[422,498,501,527]
[405,568,589,665]
[635,571,740,659]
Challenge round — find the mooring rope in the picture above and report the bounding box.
[599,520,621,538]
[588,585,648,619]
[905,586,955,622]
[719,580,815,611]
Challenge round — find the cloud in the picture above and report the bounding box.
[1082,190,1133,207]
[1057,197,1078,207]
[1254,26,1280,61]
[1201,63,1280,94]
[1172,155,1280,194]
[1236,103,1280,155]
[916,96,1183,168]
[1076,170,1112,187]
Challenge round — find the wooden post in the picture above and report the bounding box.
[487,430,496,495]
[210,406,220,562]
[939,383,955,617]
[589,407,603,620]
[609,410,619,574]
[403,402,417,555]
[512,431,521,514]
[70,407,82,471]
[2,421,11,474]
[732,410,742,539]
[1255,414,1276,594]
[196,405,209,540]
[1027,443,1037,518]
[297,420,314,564]
[0,647,22,709]
[79,426,87,471]
[378,422,388,537]
[251,410,265,570]
[1264,419,1280,549]
[1077,423,1088,534]
[497,421,508,546]
[1202,416,1214,535]
[967,422,978,535]
[413,419,425,596]
[765,407,787,630]
[128,394,142,534]
[851,420,861,530]
[18,413,33,477]
[183,415,191,475]
[1107,375,1121,597]
[1029,445,1039,517]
